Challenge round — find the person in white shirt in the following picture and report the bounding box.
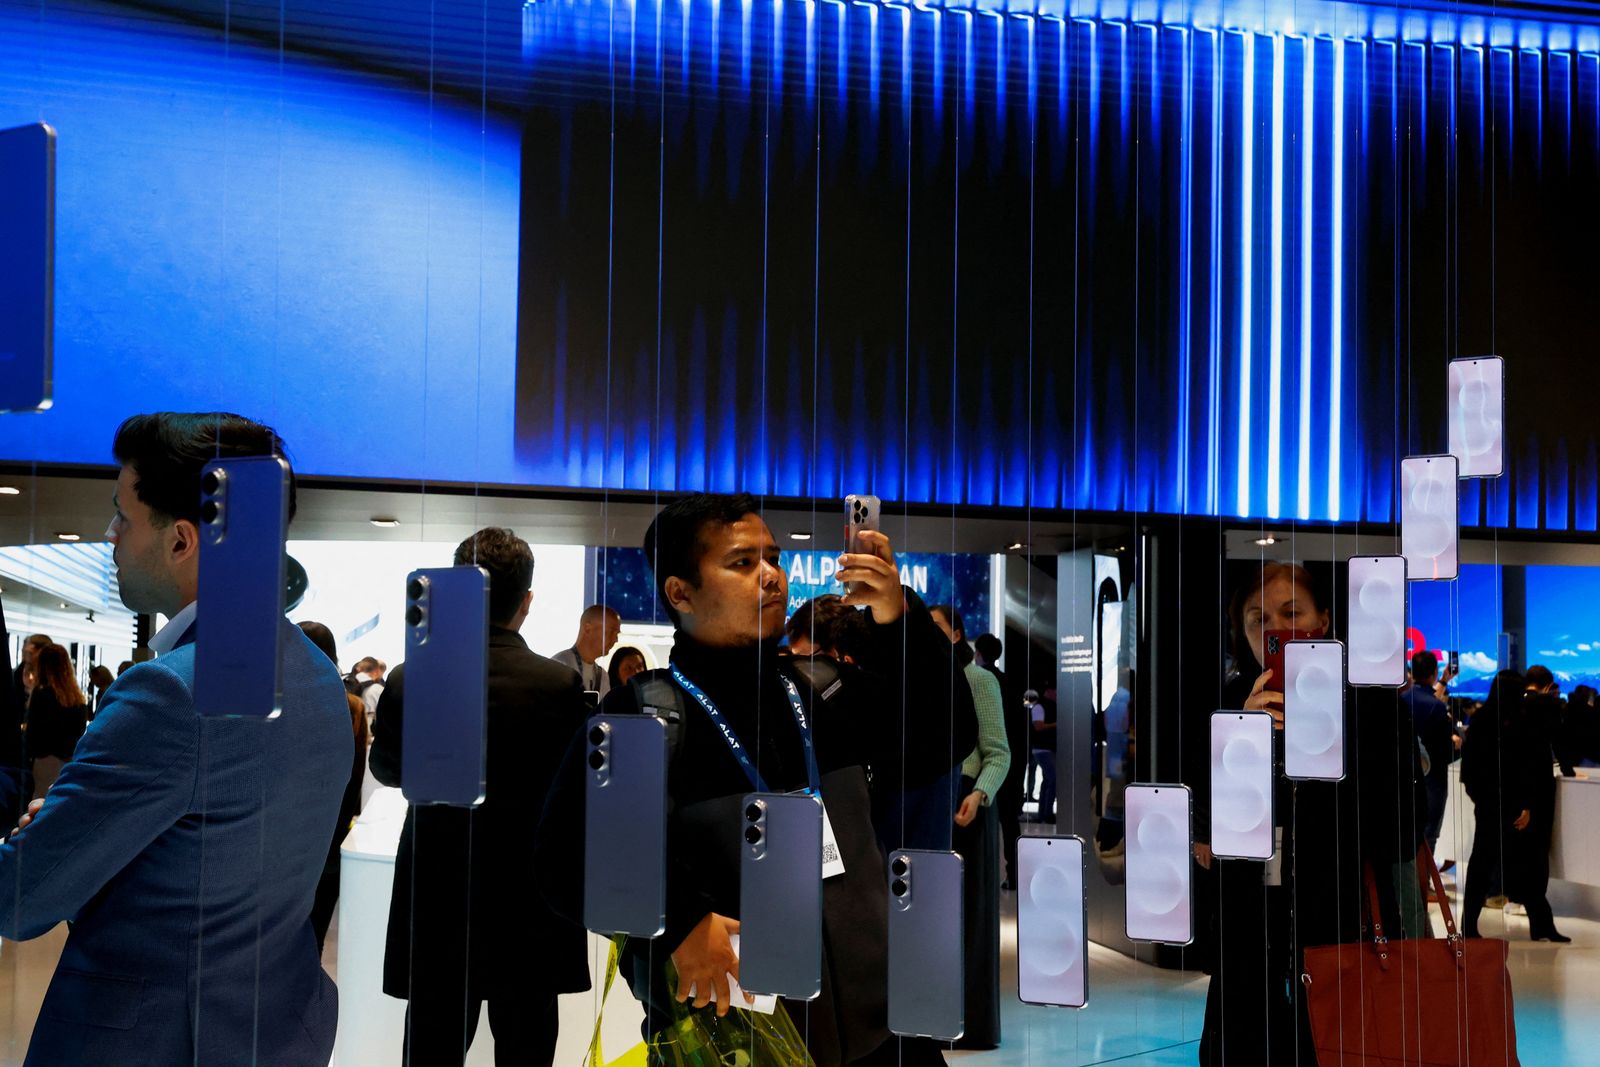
[552,605,621,697]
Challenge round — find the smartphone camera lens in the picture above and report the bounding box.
[407,578,426,601]
[745,803,763,822]
[200,471,222,495]
[890,879,908,898]
[588,725,607,746]
[891,856,909,877]
[405,605,424,627]
[745,826,762,845]
[199,501,220,525]
[587,750,606,771]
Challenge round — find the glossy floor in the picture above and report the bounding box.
[3,890,1595,1065]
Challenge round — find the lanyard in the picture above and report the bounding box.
[669,663,821,797]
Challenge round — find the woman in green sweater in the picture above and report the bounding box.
[930,605,1011,1050]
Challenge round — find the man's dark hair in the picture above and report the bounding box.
[1411,649,1439,684]
[643,493,762,626]
[297,621,339,665]
[786,594,870,661]
[112,412,296,526]
[974,633,1003,666]
[1526,664,1556,691]
[455,527,536,626]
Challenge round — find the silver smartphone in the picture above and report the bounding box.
[400,566,489,807]
[843,494,881,596]
[1448,355,1504,478]
[1400,455,1459,581]
[1123,784,1193,945]
[1283,640,1346,781]
[887,848,963,1041]
[1017,835,1088,1008]
[1209,712,1274,860]
[739,792,823,999]
[194,456,289,718]
[0,123,54,414]
[1348,555,1407,687]
[584,713,669,937]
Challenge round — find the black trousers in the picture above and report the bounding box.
[404,992,559,1067]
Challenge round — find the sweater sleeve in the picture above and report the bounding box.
[960,663,1011,804]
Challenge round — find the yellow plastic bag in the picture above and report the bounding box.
[587,938,816,1067]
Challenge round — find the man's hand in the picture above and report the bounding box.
[838,530,903,624]
[671,913,748,1016]
[954,791,985,827]
[1514,809,1532,831]
[8,799,44,844]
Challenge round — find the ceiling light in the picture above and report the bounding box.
[0,486,20,496]
[369,518,402,529]
[1255,535,1277,546]
[1006,542,1024,551]
[56,532,81,542]
[59,602,69,610]
[789,531,812,541]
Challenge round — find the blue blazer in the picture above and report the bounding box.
[0,618,353,1066]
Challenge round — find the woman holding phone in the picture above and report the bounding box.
[1189,563,1363,1067]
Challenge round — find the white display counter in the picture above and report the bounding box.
[1434,762,1600,898]
[334,787,645,1067]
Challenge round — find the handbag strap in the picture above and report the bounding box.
[1360,863,1392,969]
[1415,840,1467,964]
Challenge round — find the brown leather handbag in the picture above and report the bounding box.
[1300,844,1520,1066]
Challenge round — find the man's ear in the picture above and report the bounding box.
[520,589,535,614]
[169,519,201,567]
[664,576,695,619]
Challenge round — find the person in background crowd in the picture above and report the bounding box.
[536,493,973,1067]
[1503,666,1572,941]
[345,655,386,725]
[1563,684,1600,768]
[24,644,90,798]
[554,603,623,697]
[11,633,50,710]
[372,527,592,1067]
[929,605,1010,1051]
[0,411,350,1066]
[87,664,115,716]
[606,645,649,693]
[115,659,135,677]
[1404,651,1456,872]
[299,620,371,953]
[786,593,871,663]
[1025,689,1057,822]
[972,633,1028,891]
[1462,671,1532,938]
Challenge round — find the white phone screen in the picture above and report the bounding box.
[1017,836,1087,1007]
[1209,712,1275,860]
[1448,356,1504,478]
[1124,785,1193,945]
[1348,556,1407,686]
[1400,455,1459,581]
[1284,641,1346,781]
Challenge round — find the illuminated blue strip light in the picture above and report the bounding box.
[521,0,1600,529]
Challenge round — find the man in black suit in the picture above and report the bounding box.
[371,527,592,1066]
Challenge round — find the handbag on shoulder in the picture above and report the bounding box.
[1300,843,1520,1066]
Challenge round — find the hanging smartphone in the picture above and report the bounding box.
[1262,628,1322,693]
[1447,355,1504,479]
[194,456,290,718]
[585,714,669,936]
[401,566,489,806]
[1401,455,1459,581]
[843,494,881,596]
[1123,784,1193,945]
[1347,555,1407,687]
[1283,640,1347,781]
[739,793,823,999]
[887,849,963,1040]
[0,123,54,413]
[1209,712,1274,860]
[1017,835,1088,1008]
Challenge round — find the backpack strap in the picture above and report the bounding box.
[628,668,688,764]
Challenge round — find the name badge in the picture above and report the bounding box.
[821,802,846,880]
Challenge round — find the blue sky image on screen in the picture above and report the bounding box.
[1526,566,1600,696]
[1406,564,1500,699]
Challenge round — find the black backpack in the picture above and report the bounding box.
[344,674,377,699]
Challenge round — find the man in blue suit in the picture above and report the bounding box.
[0,412,352,1066]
